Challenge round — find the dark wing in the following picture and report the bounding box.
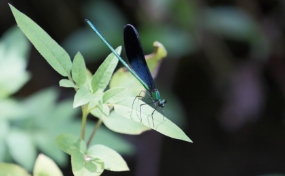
[123,24,156,90]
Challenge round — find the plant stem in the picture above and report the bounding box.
[81,105,88,140]
[87,118,103,147]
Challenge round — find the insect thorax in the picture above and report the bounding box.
[150,89,160,101]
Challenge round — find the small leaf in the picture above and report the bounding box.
[113,98,192,143]
[87,144,129,171]
[9,4,72,77]
[103,87,127,103]
[0,162,30,176]
[91,47,121,93]
[73,86,96,108]
[72,52,87,86]
[71,149,104,176]
[33,154,63,176]
[54,134,86,155]
[59,79,78,88]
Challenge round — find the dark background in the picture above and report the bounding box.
[1,0,285,175]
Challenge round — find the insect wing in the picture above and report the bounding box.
[123,24,156,90]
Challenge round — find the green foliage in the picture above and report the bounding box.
[55,134,128,175]
[55,134,87,155]
[91,47,120,93]
[113,98,191,142]
[73,86,96,108]
[72,52,87,86]
[7,3,192,176]
[103,87,127,104]
[103,112,150,134]
[0,162,30,176]
[6,129,37,170]
[59,79,78,88]
[87,144,128,171]
[33,154,63,176]
[71,149,104,176]
[0,87,75,170]
[0,26,30,99]
[10,5,72,77]
[0,154,63,176]
[0,25,133,174]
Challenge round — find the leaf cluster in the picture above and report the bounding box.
[7,4,192,176]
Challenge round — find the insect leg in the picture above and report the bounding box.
[131,90,149,122]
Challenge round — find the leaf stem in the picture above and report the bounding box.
[87,118,103,147]
[81,105,88,140]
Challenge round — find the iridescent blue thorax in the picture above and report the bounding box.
[150,89,167,108]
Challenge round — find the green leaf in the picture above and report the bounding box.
[144,42,167,77]
[91,47,121,93]
[113,97,192,142]
[54,134,86,155]
[87,144,129,171]
[73,86,96,108]
[0,162,30,176]
[109,66,144,97]
[6,129,37,171]
[72,52,87,86]
[103,87,127,103]
[87,91,104,110]
[33,154,63,176]
[84,69,93,91]
[9,4,72,77]
[71,149,104,176]
[98,102,109,116]
[59,79,78,88]
[103,112,150,135]
[90,107,103,119]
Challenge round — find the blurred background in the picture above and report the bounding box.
[1,0,285,175]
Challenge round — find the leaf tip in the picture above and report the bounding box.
[116,46,122,54]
